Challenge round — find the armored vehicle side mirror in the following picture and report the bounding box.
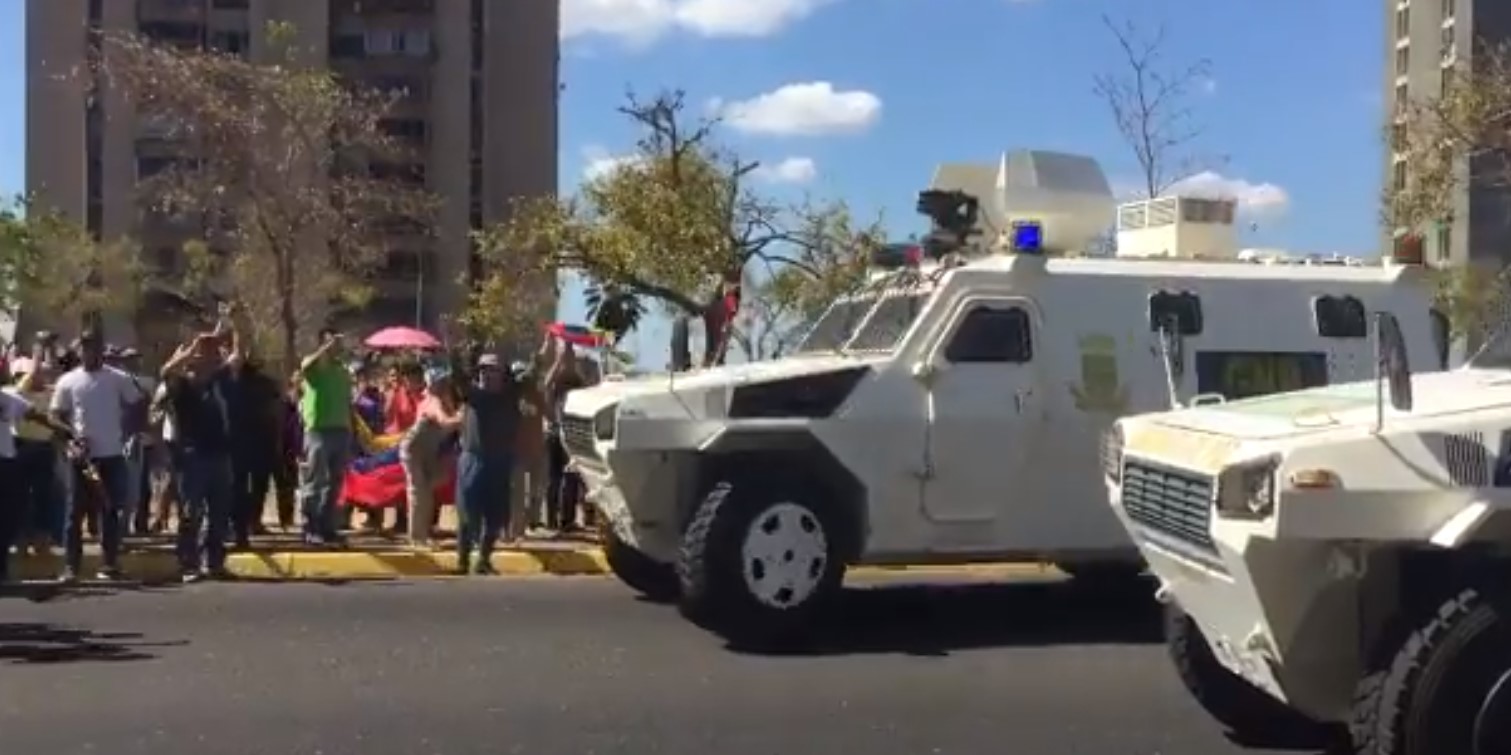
[1376,311,1413,414]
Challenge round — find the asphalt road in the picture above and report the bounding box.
[0,574,1341,755]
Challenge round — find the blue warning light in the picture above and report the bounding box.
[1011,221,1044,254]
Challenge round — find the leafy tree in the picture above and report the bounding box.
[0,196,142,334]
[474,91,884,367]
[93,23,438,367]
[584,282,647,347]
[737,214,873,361]
[1387,41,1511,345]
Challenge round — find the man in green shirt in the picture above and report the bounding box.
[295,328,353,546]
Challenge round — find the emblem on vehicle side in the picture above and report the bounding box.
[1068,333,1128,414]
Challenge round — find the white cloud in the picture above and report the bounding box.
[717,82,883,137]
[561,0,830,44]
[753,157,818,184]
[1167,171,1290,215]
[580,145,643,180]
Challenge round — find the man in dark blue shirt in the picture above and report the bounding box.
[454,353,521,575]
[160,331,236,582]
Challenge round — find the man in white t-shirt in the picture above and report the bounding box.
[49,331,148,583]
[0,360,75,587]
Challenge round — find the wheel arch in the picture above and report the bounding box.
[694,427,869,563]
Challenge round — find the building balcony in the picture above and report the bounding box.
[334,0,436,16]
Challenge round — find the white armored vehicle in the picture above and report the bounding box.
[562,149,1444,643]
[1106,311,1511,755]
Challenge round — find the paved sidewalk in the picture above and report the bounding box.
[8,504,612,582]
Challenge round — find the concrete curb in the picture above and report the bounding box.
[8,547,612,582]
[8,549,1059,583]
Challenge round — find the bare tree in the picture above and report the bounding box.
[1093,15,1218,199]
[1389,42,1511,344]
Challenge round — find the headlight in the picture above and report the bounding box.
[1216,456,1280,519]
[1101,425,1124,483]
[593,404,617,440]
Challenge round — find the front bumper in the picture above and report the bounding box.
[1108,463,1365,722]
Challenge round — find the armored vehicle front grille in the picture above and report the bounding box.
[560,415,599,462]
[1121,459,1220,566]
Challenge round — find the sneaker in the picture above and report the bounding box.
[473,561,498,576]
[96,567,124,582]
[205,567,236,582]
[57,569,79,585]
[182,570,205,584]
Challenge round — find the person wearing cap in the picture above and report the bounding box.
[11,343,67,554]
[451,352,524,574]
[49,329,149,583]
[0,358,76,589]
[106,346,155,537]
[399,365,463,549]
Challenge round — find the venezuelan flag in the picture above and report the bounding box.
[340,409,457,510]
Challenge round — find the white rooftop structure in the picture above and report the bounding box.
[930,149,1115,254]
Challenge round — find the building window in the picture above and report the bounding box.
[1396,6,1410,39]
[331,33,365,58]
[1436,223,1451,261]
[365,28,431,57]
[1441,24,1456,61]
[379,118,427,147]
[140,21,204,49]
[1442,65,1455,96]
[1443,0,1455,20]
[210,30,248,55]
[1396,46,1410,76]
[212,0,249,8]
[1393,161,1408,191]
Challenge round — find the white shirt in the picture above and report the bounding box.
[0,388,32,459]
[154,382,176,442]
[50,365,146,459]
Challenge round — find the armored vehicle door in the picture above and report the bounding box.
[919,296,1040,523]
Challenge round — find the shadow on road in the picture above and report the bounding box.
[728,577,1162,657]
[1225,725,1353,754]
[0,622,187,664]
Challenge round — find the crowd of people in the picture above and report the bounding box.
[0,305,601,586]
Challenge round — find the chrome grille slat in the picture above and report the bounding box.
[560,415,598,462]
[1122,459,1221,567]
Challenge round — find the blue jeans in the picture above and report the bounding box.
[176,448,233,573]
[16,440,64,544]
[457,451,513,568]
[299,428,352,539]
[63,455,130,573]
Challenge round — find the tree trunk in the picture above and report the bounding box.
[275,247,298,374]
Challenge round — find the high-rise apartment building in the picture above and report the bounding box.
[25,0,559,355]
[1385,0,1511,267]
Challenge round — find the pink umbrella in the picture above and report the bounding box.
[365,326,442,351]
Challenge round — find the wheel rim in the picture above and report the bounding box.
[1473,666,1511,755]
[739,502,829,610]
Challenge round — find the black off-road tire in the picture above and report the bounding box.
[1165,603,1331,740]
[676,477,848,645]
[602,528,680,603]
[1349,588,1511,755]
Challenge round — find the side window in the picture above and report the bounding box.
[1148,291,1203,335]
[1313,295,1368,338]
[944,306,1033,363]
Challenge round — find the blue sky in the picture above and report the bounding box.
[0,0,1389,363]
[556,0,1386,360]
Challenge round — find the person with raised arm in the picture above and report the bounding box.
[159,329,236,582]
[294,328,353,547]
[0,357,76,589]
